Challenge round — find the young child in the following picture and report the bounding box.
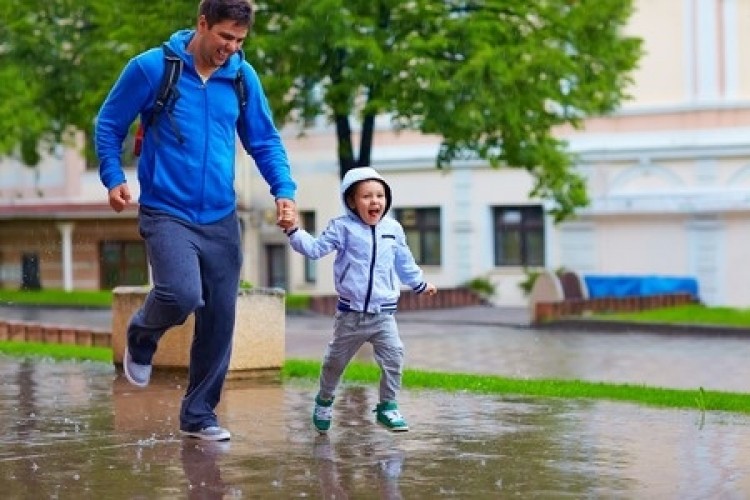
[284,167,437,433]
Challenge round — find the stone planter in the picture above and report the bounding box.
[111,286,285,378]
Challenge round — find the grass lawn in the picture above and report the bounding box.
[0,289,113,307]
[283,359,750,415]
[0,341,111,362]
[593,304,750,328]
[2,342,747,414]
[0,288,311,311]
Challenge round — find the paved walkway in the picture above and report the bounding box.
[4,303,750,392]
[3,304,750,497]
[286,305,750,393]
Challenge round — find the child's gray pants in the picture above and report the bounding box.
[319,311,404,403]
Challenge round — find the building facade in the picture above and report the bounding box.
[2,0,749,307]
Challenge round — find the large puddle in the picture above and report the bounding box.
[2,357,750,498]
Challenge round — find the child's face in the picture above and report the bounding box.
[348,180,387,225]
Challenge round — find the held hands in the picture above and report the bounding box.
[108,183,132,213]
[423,283,437,296]
[276,198,298,231]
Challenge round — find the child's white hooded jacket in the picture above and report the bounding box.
[287,167,428,313]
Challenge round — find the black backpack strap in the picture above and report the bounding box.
[147,44,184,145]
[233,49,250,138]
[234,64,249,139]
[134,45,184,156]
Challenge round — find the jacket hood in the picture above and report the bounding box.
[166,29,245,78]
[340,167,392,221]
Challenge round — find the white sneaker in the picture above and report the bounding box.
[123,348,151,388]
[180,426,231,441]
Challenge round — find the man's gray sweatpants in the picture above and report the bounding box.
[127,206,242,432]
[319,311,404,403]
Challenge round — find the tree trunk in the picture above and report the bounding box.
[358,113,374,167]
[335,114,356,179]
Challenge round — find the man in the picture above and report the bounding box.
[95,0,297,441]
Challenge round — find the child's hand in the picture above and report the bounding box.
[424,283,437,296]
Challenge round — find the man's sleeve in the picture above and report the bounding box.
[236,63,297,201]
[94,57,152,190]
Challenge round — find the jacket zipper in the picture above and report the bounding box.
[363,225,377,311]
[200,77,209,213]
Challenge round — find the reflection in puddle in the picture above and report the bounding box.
[1,357,750,497]
[181,440,231,499]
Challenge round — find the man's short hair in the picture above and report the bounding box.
[199,0,254,28]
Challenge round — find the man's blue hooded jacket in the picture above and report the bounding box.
[95,29,296,224]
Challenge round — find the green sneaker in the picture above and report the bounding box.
[313,395,334,434]
[374,401,409,432]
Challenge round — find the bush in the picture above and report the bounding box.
[464,277,496,299]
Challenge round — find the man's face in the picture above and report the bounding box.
[196,16,248,68]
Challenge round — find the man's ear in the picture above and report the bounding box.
[197,15,208,32]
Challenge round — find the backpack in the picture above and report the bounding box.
[133,43,248,156]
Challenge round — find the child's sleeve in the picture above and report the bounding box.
[393,224,428,294]
[287,219,341,259]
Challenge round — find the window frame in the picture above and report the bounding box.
[393,206,442,266]
[492,205,545,267]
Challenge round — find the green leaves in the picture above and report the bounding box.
[0,0,195,165]
[251,0,641,221]
[0,0,641,221]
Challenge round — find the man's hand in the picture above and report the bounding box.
[276,198,298,230]
[423,283,437,296]
[108,183,131,213]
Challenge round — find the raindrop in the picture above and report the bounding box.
[73,473,80,481]
[31,462,39,472]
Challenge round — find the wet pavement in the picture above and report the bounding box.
[2,305,750,497]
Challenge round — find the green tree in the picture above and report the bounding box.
[249,0,641,221]
[0,0,194,164]
[0,0,641,221]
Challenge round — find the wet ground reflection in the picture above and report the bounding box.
[2,357,750,498]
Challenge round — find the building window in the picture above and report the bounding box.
[393,207,441,266]
[301,211,316,283]
[100,241,148,289]
[21,252,41,290]
[493,206,544,266]
[265,244,288,290]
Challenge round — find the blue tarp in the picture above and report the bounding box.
[583,275,699,300]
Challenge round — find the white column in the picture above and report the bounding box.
[56,222,74,291]
[452,167,473,283]
[722,0,738,99]
[691,0,720,101]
